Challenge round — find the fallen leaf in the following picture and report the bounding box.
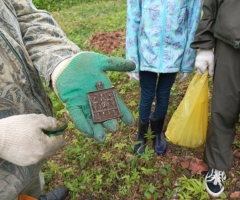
[230,191,240,199]
[181,161,190,169]
[189,158,208,174]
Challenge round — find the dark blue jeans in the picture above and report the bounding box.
[139,71,177,123]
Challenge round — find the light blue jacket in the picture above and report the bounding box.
[126,0,202,73]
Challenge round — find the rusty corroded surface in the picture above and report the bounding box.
[87,82,122,123]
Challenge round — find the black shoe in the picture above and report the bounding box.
[150,114,167,155]
[153,132,167,155]
[205,168,226,197]
[134,119,149,155]
[38,186,69,200]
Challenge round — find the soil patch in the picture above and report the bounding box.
[89,29,126,55]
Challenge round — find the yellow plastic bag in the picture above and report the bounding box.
[165,72,209,148]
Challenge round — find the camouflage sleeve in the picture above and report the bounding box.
[11,0,81,84]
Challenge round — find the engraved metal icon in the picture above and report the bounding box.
[87,82,122,123]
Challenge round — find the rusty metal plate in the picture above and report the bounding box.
[87,82,122,123]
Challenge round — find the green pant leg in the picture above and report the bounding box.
[204,39,240,171]
[0,159,44,200]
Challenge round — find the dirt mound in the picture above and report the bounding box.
[89,29,126,55]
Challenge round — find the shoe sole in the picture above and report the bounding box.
[155,146,167,155]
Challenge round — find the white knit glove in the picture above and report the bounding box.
[0,114,66,166]
[128,72,139,81]
[195,49,215,76]
[179,72,189,81]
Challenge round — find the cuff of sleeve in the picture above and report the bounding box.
[51,57,72,94]
[51,52,86,94]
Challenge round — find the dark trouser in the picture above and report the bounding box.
[205,39,240,171]
[139,71,177,123]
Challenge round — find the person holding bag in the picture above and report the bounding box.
[191,0,240,197]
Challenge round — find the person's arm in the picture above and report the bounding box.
[180,0,202,73]
[190,0,217,76]
[12,0,80,85]
[190,0,218,49]
[125,0,141,72]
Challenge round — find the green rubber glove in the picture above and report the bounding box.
[52,52,136,142]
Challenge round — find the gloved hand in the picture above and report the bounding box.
[128,72,139,81]
[195,49,214,76]
[52,52,136,143]
[179,72,189,81]
[0,114,66,166]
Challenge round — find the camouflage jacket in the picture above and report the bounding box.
[0,0,80,119]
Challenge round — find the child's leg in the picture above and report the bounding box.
[154,73,177,119]
[150,72,176,155]
[139,71,158,123]
[134,71,157,155]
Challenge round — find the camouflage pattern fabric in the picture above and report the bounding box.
[0,0,80,119]
[0,158,44,200]
[0,0,80,199]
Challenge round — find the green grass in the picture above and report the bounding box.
[50,0,126,50]
[33,0,116,12]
